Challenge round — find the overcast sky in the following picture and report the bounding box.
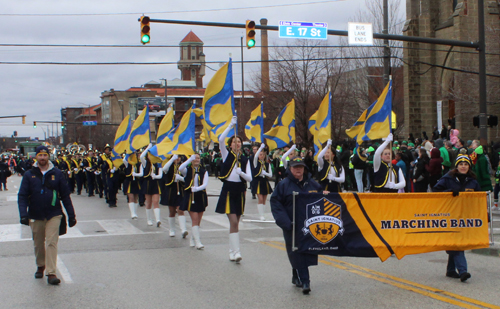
[0,0,394,140]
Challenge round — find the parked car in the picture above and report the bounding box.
[149,104,161,112]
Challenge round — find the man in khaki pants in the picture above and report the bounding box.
[18,146,77,285]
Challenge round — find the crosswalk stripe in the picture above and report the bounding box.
[0,224,22,242]
[96,220,145,235]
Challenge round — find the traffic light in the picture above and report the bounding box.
[61,121,65,129]
[245,20,256,49]
[33,121,37,128]
[139,16,151,45]
[488,115,498,127]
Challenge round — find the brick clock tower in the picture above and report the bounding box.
[177,31,206,88]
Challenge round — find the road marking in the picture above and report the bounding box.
[0,224,22,242]
[261,241,500,309]
[7,196,17,202]
[57,255,73,284]
[203,215,264,230]
[96,220,145,235]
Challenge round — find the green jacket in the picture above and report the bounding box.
[439,147,451,167]
[472,146,493,191]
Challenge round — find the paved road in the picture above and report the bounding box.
[1,175,500,309]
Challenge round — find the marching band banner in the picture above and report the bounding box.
[294,192,489,262]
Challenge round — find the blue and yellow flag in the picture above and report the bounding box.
[202,59,235,142]
[156,109,175,144]
[111,149,123,168]
[113,114,132,154]
[149,108,196,159]
[194,107,213,147]
[315,92,332,144]
[346,81,392,144]
[245,102,266,143]
[264,99,295,151]
[128,107,150,153]
[308,111,322,161]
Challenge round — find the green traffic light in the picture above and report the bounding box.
[141,35,150,44]
[247,39,255,48]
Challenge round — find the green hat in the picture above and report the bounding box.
[402,141,408,145]
[408,143,415,147]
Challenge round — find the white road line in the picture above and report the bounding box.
[7,196,17,202]
[96,219,145,235]
[57,255,73,284]
[203,215,264,230]
[0,224,22,242]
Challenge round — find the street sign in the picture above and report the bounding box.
[348,22,373,46]
[279,21,328,40]
[83,121,97,126]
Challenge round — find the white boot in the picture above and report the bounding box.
[153,208,161,227]
[146,209,153,226]
[128,203,138,219]
[229,232,242,263]
[190,235,195,247]
[257,204,265,221]
[178,215,188,238]
[192,226,204,250]
[168,217,176,237]
[134,203,139,218]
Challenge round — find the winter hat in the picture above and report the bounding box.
[455,154,472,167]
[35,145,49,155]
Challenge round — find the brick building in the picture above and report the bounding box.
[403,0,500,142]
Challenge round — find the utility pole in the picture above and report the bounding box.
[240,36,245,136]
[383,0,390,86]
[478,0,487,147]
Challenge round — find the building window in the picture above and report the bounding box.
[192,46,195,50]
[192,56,195,60]
[191,69,196,79]
[453,0,458,10]
[184,100,189,110]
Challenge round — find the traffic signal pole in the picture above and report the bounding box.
[147,17,487,143]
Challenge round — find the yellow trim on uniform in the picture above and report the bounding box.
[225,192,231,214]
[375,161,397,188]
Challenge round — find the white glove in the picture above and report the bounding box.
[384,133,393,143]
[80,163,84,167]
[327,174,335,181]
[326,139,332,147]
[145,143,153,151]
[191,186,199,193]
[188,154,196,162]
[171,154,179,161]
[74,168,78,172]
[94,171,101,175]
[386,181,396,189]
[230,116,238,127]
[86,167,90,171]
[67,171,71,175]
[175,174,184,182]
[110,168,116,174]
[290,144,297,151]
[235,167,242,175]
[259,143,266,150]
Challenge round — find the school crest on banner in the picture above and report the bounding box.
[302,197,344,245]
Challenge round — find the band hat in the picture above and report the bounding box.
[455,154,472,167]
[35,145,50,155]
[289,156,308,169]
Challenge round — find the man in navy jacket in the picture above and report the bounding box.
[18,146,77,285]
[271,156,324,295]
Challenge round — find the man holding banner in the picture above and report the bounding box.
[270,157,325,295]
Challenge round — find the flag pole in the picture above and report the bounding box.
[388,77,393,183]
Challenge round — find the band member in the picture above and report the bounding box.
[317,139,345,192]
[123,152,141,219]
[100,146,118,208]
[252,143,273,221]
[160,154,188,237]
[73,153,84,195]
[138,144,162,227]
[215,117,253,263]
[179,154,208,249]
[65,153,76,193]
[373,133,406,192]
[82,150,96,197]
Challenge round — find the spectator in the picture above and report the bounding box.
[470,140,493,191]
[435,139,452,175]
[426,148,443,188]
[413,148,430,192]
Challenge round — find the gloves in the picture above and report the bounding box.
[289,144,297,151]
[384,133,393,143]
[230,116,238,127]
[69,217,77,228]
[326,139,332,147]
[386,181,396,189]
[74,168,78,172]
[20,217,29,226]
[145,143,153,151]
[175,174,184,182]
[86,167,90,171]
[191,186,199,193]
[171,154,179,161]
[452,189,460,197]
[67,171,71,175]
[110,168,116,174]
[327,174,336,181]
[188,154,196,162]
[261,171,269,178]
[235,167,242,175]
[259,143,266,150]
[80,163,84,167]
